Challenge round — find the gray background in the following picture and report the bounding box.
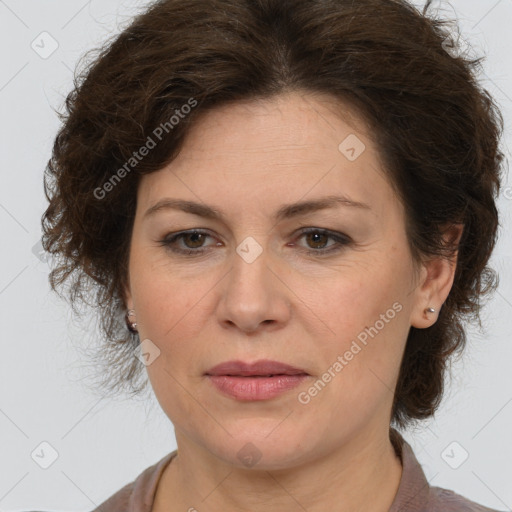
[0,1,511,510]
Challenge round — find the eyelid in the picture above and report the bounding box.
[291,227,352,255]
[158,227,352,256]
[294,227,352,243]
[158,229,219,255]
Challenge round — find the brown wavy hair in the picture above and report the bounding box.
[41,0,505,429]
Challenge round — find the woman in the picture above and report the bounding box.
[41,0,506,510]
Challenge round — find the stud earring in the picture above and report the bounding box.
[125,309,138,333]
[424,307,436,314]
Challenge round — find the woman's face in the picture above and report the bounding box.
[125,91,434,468]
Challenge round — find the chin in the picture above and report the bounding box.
[199,421,318,470]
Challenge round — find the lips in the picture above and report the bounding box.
[205,359,309,377]
[205,359,310,400]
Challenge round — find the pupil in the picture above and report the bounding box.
[309,232,327,248]
[187,232,203,247]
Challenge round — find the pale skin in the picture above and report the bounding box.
[124,91,462,512]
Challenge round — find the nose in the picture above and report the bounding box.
[217,241,292,335]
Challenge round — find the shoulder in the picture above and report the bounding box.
[389,429,505,512]
[428,485,507,512]
[90,450,177,512]
[90,481,132,512]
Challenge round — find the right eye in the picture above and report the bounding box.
[159,230,220,256]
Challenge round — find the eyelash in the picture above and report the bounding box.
[158,228,352,257]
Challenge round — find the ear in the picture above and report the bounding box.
[410,223,464,329]
[124,288,134,310]
[122,272,134,311]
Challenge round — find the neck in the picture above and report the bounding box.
[154,427,403,512]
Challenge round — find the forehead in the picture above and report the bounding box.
[137,91,397,222]
[175,91,371,154]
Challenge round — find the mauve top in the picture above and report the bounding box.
[90,429,504,512]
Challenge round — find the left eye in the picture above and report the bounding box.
[159,228,351,256]
[291,228,351,255]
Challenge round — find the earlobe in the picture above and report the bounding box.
[122,286,138,333]
[410,223,463,329]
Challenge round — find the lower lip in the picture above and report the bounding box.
[207,374,309,401]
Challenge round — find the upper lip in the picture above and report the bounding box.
[205,359,309,376]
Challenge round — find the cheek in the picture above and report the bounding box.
[129,251,206,338]
[309,287,407,428]
[311,256,410,383]
[130,264,218,388]
[312,266,399,337]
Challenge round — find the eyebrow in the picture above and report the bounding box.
[144,195,371,222]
